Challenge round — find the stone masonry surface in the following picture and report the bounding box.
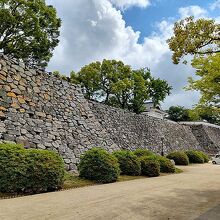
[0,54,117,171]
[89,101,201,154]
[0,54,220,170]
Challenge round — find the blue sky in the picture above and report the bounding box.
[46,0,220,109]
[122,0,219,42]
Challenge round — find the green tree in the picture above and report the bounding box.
[0,0,61,67]
[188,105,220,125]
[188,54,220,108]
[71,62,101,99]
[167,16,220,64]
[167,17,220,118]
[167,106,190,122]
[149,78,172,107]
[71,59,171,113]
[130,69,150,113]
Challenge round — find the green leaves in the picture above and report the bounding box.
[168,17,220,121]
[167,16,220,64]
[0,0,61,67]
[71,60,171,113]
[167,106,190,122]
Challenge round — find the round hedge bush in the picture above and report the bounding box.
[139,156,160,177]
[0,143,65,193]
[198,151,209,163]
[113,150,141,176]
[78,148,120,183]
[25,149,65,192]
[133,149,154,157]
[185,150,204,164]
[157,156,176,173]
[166,151,189,165]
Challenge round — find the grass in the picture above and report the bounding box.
[62,172,146,190]
[0,168,183,199]
[175,167,183,173]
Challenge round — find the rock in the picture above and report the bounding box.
[33,87,40,93]
[0,111,5,118]
[36,111,46,117]
[18,97,26,104]
[7,92,16,98]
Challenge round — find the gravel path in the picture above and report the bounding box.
[0,164,220,220]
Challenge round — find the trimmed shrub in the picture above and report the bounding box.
[78,148,120,183]
[167,151,189,165]
[198,151,209,163]
[25,149,65,192]
[157,156,176,173]
[113,150,141,176]
[133,149,154,157]
[0,143,27,193]
[139,156,160,177]
[185,150,204,164]
[0,143,65,193]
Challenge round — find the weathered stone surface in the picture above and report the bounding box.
[0,53,220,172]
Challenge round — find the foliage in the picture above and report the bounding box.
[157,156,176,173]
[166,151,189,165]
[25,149,65,192]
[167,16,220,65]
[78,148,120,183]
[53,71,68,81]
[0,143,65,193]
[167,105,220,125]
[167,106,190,122]
[71,60,172,113]
[168,16,220,114]
[185,150,204,164]
[133,148,155,157]
[138,154,175,173]
[113,150,141,176]
[139,156,160,177]
[188,105,220,125]
[187,54,220,113]
[148,78,172,107]
[0,0,61,67]
[197,151,209,163]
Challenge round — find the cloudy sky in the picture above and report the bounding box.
[46,0,220,109]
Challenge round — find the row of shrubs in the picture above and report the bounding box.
[166,150,209,166]
[78,148,176,183]
[0,142,209,193]
[0,143,65,194]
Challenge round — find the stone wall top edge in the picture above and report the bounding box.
[179,121,220,129]
[0,53,82,91]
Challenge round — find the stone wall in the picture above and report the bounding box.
[180,122,220,154]
[89,101,201,154]
[0,54,117,170]
[0,54,220,171]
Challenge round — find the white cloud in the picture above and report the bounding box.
[178,5,208,19]
[46,0,167,73]
[210,0,220,10]
[46,0,202,109]
[109,0,150,9]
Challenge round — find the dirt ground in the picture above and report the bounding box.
[0,163,220,220]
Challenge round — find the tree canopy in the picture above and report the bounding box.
[71,59,172,113]
[0,0,61,67]
[167,105,220,125]
[167,106,190,122]
[168,16,220,119]
[167,16,220,64]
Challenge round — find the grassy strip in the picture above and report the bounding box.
[0,169,183,199]
[63,172,146,190]
[175,167,183,174]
